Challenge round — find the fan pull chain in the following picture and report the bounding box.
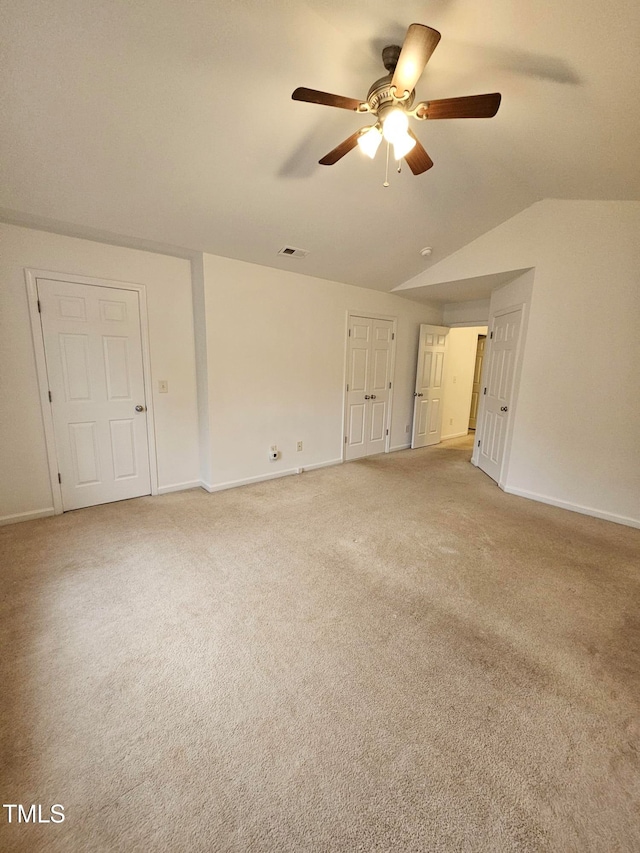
[383,142,390,187]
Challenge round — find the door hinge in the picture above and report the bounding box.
[48,390,52,402]
[490,331,493,339]
[57,472,62,484]
[344,436,347,444]
[388,382,391,389]
[346,383,349,392]
[37,299,42,313]
[477,440,481,447]
[483,387,487,395]
[348,328,351,336]
[392,332,395,340]
[386,429,389,435]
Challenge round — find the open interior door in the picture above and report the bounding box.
[411,325,449,449]
[477,309,522,482]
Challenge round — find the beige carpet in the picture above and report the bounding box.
[1,436,639,852]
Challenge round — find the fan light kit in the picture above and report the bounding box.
[292,23,501,185]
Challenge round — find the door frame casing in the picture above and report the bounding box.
[25,268,159,515]
[471,302,528,488]
[342,311,398,461]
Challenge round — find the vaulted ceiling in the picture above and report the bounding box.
[2,0,639,293]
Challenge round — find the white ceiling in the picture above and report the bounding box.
[2,0,639,293]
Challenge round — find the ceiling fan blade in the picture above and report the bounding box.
[391,24,441,98]
[292,87,364,111]
[404,130,433,175]
[416,93,502,120]
[319,130,362,165]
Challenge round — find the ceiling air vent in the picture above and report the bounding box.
[278,246,309,259]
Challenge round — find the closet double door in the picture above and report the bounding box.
[344,316,394,461]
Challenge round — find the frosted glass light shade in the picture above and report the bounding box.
[382,109,409,143]
[393,132,416,161]
[357,126,382,159]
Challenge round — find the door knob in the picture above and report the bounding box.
[500,406,508,412]
[364,395,371,400]
[135,405,146,412]
[417,393,424,397]
[370,394,377,399]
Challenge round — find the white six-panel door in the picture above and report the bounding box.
[345,316,394,460]
[477,309,522,483]
[38,278,152,510]
[411,325,449,449]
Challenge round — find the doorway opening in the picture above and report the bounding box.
[411,324,487,450]
[468,333,486,431]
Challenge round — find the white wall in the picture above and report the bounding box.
[201,254,442,489]
[441,327,487,441]
[0,223,200,523]
[6,201,637,529]
[398,201,640,528]
[442,299,490,326]
[506,209,640,526]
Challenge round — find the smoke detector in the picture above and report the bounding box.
[278,246,309,259]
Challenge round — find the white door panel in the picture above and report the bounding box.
[478,309,522,483]
[345,316,394,460]
[348,404,366,448]
[372,349,389,390]
[103,337,132,399]
[38,278,151,510]
[69,421,100,485]
[428,397,442,437]
[416,399,429,441]
[350,346,369,391]
[369,401,386,442]
[110,419,138,479]
[412,325,449,448]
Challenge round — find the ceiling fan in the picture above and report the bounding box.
[292,23,501,176]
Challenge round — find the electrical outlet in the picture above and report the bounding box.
[296,441,303,452]
[158,380,168,393]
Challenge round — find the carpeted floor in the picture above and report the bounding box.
[1,436,639,852]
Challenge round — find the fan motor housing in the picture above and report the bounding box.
[366,73,415,117]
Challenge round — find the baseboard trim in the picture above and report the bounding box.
[440,431,470,441]
[201,459,344,493]
[201,468,299,493]
[301,458,343,472]
[157,480,201,495]
[0,507,56,527]
[502,486,640,529]
[389,443,411,452]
